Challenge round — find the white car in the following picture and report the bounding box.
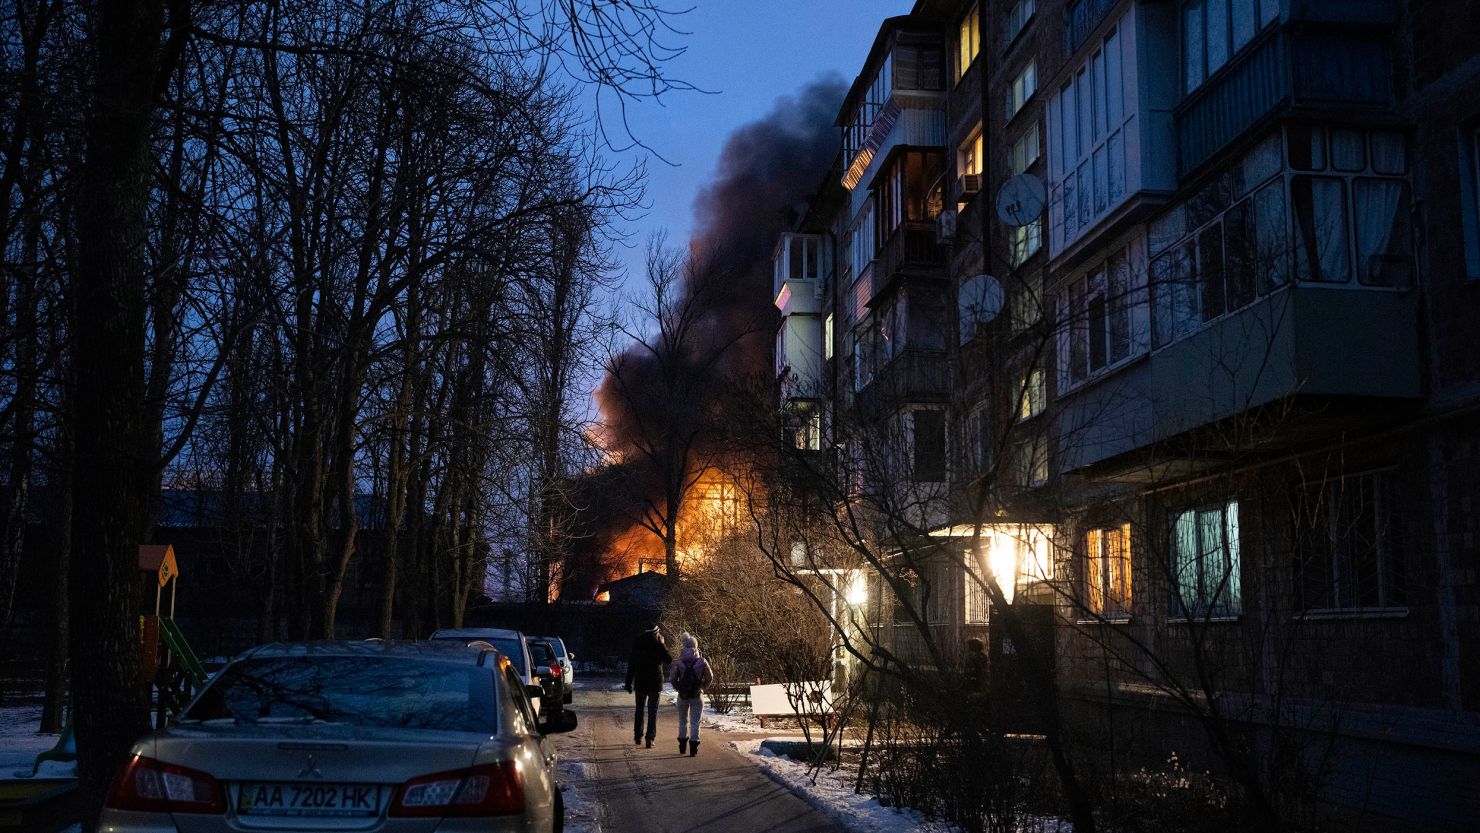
[431,627,544,716]
[99,640,576,832]
[534,636,575,703]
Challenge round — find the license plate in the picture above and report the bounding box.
[237,782,383,817]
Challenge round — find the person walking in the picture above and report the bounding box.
[669,631,714,757]
[624,622,671,748]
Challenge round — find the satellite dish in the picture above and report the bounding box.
[996,174,1047,227]
[958,274,1004,344]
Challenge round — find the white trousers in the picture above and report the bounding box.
[675,695,702,740]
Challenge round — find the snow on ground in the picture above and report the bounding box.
[0,698,74,780]
[556,757,600,833]
[732,738,957,833]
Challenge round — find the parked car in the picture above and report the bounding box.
[534,635,575,703]
[526,639,565,713]
[99,640,576,831]
[430,627,543,716]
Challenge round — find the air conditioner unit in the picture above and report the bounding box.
[936,209,958,243]
[960,174,982,196]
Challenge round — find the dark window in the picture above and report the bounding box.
[1295,470,1404,610]
[1293,176,1351,283]
[912,410,946,483]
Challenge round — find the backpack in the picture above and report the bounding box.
[676,658,703,699]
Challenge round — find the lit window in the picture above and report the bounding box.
[1006,61,1036,120]
[1011,219,1042,266]
[824,314,834,360]
[1085,524,1132,618]
[1017,368,1046,420]
[1006,0,1035,47]
[957,4,980,80]
[1169,501,1241,618]
[960,130,984,177]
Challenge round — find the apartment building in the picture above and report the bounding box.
[770,0,1479,826]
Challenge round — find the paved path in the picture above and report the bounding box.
[562,683,842,833]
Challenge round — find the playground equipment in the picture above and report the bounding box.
[138,544,206,727]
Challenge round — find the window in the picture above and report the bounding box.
[1007,61,1036,120]
[958,4,980,80]
[1011,218,1042,266]
[960,130,984,178]
[1296,470,1404,611]
[1009,432,1048,487]
[1169,501,1241,618]
[912,409,946,483]
[824,314,834,360]
[1085,523,1132,618]
[1181,0,1279,94]
[1063,246,1138,385]
[958,402,991,474]
[1006,0,1035,47]
[1047,26,1129,251]
[965,554,990,623]
[1009,123,1040,175]
[851,202,876,273]
[791,405,823,451]
[895,34,944,92]
[1017,368,1046,420]
[1463,127,1480,280]
[775,327,787,376]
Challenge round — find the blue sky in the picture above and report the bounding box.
[605,0,911,289]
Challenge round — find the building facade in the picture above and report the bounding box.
[770,0,1480,827]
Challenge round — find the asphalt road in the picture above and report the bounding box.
[561,681,842,833]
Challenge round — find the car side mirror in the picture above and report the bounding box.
[526,684,544,700]
[536,665,552,677]
[568,653,575,661]
[541,710,578,735]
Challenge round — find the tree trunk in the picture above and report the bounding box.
[39,417,73,734]
[70,0,169,822]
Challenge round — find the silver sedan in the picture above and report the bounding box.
[99,640,576,832]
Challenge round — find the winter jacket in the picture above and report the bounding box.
[625,630,672,694]
[668,647,715,697]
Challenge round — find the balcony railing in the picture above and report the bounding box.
[1064,0,1119,56]
[873,221,946,304]
[856,348,949,415]
[1176,28,1394,176]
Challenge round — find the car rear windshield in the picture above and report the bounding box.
[184,656,499,733]
[431,636,528,677]
[530,642,555,666]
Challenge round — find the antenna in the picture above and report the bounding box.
[958,274,1004,344]
[995,174,1047,227]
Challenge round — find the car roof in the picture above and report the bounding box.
[238,640,499,668]
[430,627,526,642]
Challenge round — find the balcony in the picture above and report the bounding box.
[870,221,946,306]
[1176,27,1395,177]
[1054,285,1421,478]
[856,349,949,416]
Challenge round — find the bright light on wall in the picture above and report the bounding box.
[987,536,1018,605]
[846,572,868,606]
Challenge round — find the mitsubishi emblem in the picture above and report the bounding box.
[297,754,324,780]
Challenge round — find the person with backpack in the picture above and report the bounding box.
[624,623,671,748]
[669,631,714,757]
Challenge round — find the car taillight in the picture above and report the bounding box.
[548,666,561,677]
[388,761,525,817]
[104,755,226,814]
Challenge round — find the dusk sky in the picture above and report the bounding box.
[607,0,910,289]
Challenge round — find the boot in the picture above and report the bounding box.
[634,734,641,746]
[645,738,653,749]
[679,738,688,755]
[689,740,699,758]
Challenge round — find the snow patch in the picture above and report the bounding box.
[0,700,74,780]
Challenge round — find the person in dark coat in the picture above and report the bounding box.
[624,623,671,747]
